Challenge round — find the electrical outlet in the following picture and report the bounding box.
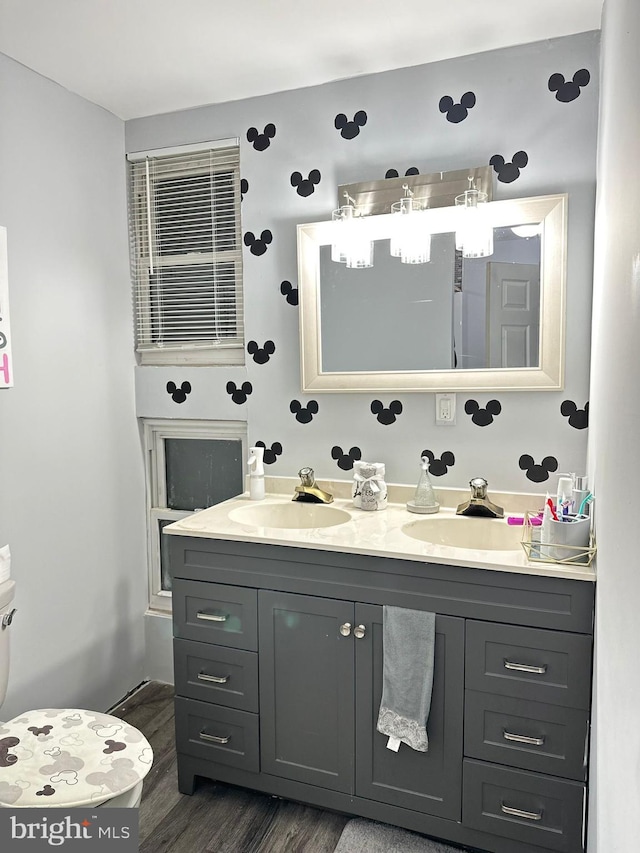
[435,393,456,426]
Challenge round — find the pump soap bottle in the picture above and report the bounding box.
[247,446,266,501]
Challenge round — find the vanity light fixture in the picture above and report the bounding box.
[511,223,542,238]
[330,204,352,263]
[455,177,494,259]
[331,192,373,269]
[330,167,494,269]
[390,185,431,264]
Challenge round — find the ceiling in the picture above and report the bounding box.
[0,0,602,121]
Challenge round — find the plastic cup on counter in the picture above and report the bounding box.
[542,513,591,562]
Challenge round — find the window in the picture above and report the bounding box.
[143,419,247,612]
[128,140,244,365]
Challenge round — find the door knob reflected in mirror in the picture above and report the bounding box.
[354,624,366,639]
[339,622,352,637]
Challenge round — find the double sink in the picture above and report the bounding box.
[228,501,522,552]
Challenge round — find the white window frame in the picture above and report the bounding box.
[128,139,244,366]
[143,418,248,614]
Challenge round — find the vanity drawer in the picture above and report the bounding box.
[175,696,259,773]
[174,638,259,712]
[173,579,258,651]
[465,621,592,709]
[463,759,585,853]
[464,691,588,781]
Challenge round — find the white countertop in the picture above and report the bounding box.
[164,485,596,583]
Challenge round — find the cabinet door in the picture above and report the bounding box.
[259,590,355,792]
[355,603,464,819]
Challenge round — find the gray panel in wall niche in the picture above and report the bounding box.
[134,365,249,420]
[127,31,598,493]
[165,437,244,510]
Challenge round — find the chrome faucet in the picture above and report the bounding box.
[292,467,334,504]
[456,477,504,518]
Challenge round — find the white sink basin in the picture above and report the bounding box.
[401,516,522,551]
[229,502,351,530]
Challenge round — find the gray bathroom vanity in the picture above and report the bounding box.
[167,496,594,853]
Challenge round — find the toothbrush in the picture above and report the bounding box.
[547,497,559,521]
[578,493,593,515]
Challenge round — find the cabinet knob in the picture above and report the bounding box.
[339,622,352,637]
[354,624,366,639]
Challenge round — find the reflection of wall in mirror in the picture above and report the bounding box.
[460,231,541,369]
[319,234,455,372]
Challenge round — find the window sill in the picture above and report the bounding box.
[138,346,245,367]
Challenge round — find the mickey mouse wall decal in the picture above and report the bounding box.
[489,151,529,183]
[519,454,559,483]
[421,450,455,476]
[560,400,589,429]
[290,399,319,424]
[331,445,362,471]
[464,399,502,426]
[246,123,276,151]
[290,169,321,197]
[247,340,275,364]
[385,166,419,179]
[240,178,248,201]
[255,440,283,464]
[166,381,192,404]
[226,381,253,404]
[334,110,368,140]
[439,91,476,123]
[371,400,403,425]
[280,280,298,306]
[244,230,273,256]
[548,69,590,103]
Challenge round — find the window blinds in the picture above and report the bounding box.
[128,142,243,361]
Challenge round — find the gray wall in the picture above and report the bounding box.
[588,1,640,850]
[129,31,598,494]
[0,53,147,719]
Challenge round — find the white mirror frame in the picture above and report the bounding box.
[298,193,567,393]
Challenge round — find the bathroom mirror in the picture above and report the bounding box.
[297,194,567,392]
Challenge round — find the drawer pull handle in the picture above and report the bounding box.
[339,622,352,637]
[354,624,366,639]
[503,730,545,746]
[501,803,543,821]
[199,731,231,744]
[196,611,228,622]
[504,659,547,674]
[197,672,230,684]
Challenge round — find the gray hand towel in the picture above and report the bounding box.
[376,605,435,752]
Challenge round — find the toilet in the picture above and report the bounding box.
[0,578,153,809]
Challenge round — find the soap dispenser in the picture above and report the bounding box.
[406,456,440,514]
[247,446,266,501]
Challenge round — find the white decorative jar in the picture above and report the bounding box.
[353,462,387,511]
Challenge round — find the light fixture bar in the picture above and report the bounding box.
[338,166,492,217]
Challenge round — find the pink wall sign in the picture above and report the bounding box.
[0,227,13,389]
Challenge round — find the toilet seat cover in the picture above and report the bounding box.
[0,709,153,808]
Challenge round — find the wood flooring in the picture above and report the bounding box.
[110,681,349,853]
